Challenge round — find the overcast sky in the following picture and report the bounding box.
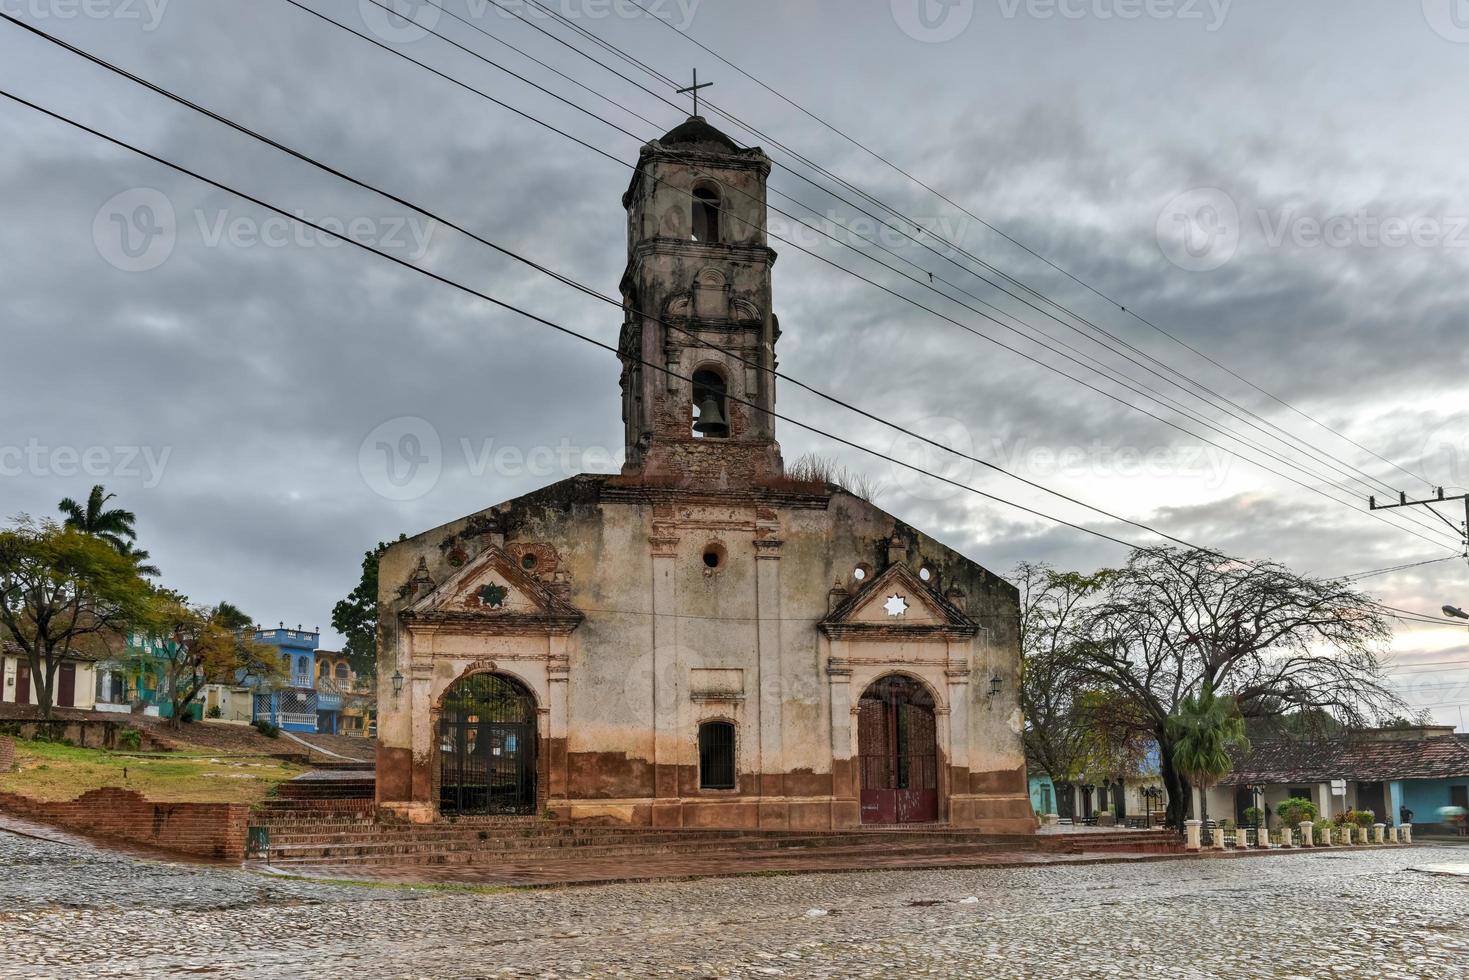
[1,0,1466,727]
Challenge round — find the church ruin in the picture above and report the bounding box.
[374,114,1033,833]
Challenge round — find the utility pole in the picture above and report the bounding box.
[1369,487,1469,552]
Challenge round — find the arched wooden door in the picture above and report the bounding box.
[439,673,538,816]
[858,675,938,824]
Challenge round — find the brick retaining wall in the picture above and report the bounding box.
[0,736,13,774]
[0,787,248,861]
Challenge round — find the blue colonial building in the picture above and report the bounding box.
[250,624,329,733]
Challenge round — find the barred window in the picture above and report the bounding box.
[698,721,736,790]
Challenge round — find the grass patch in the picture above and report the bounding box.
[0,738,306,805]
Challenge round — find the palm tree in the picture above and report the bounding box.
[1167,683,1249,836]
[59,485,138,551]
[59,484,159,576]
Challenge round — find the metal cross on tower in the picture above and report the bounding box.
[677,68,713,117]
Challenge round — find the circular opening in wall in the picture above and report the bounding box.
[853,563,871,582]
[919,566,932,582]
[702,542,727,572]
[521,553,538,572]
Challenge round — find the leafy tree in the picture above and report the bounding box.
[58,484,159,577]
[149,594,279,729]
[1031,547,1401,830]
[331,537,403,679]
[1167,684,1248,832]
[0,517,153,718]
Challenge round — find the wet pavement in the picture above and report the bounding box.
[2,827,1466,978]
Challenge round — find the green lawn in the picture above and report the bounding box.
[0,738,306,804]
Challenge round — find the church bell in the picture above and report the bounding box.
[693,396,729,436]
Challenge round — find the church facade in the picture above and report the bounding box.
[374,116,1034,833]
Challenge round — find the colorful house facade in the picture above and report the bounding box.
[250,625,321,733]
[1,642,97,712]
[1209,725,1469,835]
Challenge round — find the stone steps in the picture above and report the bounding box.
[261,829,984,854]
[259,835,1008,868]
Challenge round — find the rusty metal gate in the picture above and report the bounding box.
[858,675,938,824]
[439,672,538,816]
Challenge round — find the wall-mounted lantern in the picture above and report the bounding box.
[391,670,404,697]
[988,674,1003,697]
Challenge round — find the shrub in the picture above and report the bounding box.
[252,720,280,739]
[116,728,142,751]
[1277,797,1319,826]
[1313,819,1333,841]
[1353,809,1375,828]
[205,705,222,719]
[1242,806,1264,827]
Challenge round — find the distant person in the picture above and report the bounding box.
[1399,805,1413,826]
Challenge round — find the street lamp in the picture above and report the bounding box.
[1443,605,1469,621]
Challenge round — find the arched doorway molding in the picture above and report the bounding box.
[436,670,540,816]
[856,673,941,824]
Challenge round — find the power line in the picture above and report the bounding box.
[1337,555,1465,581]
[0,86,1158,554]
[3,13,1223,555]
[11,18,1459,628]
[619,0,1440,493]
[279,2,1460,552]
[458,0,1459,548]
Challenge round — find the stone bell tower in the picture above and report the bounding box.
[617,115,783,487]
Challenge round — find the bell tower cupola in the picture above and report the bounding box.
[617,114,783,486]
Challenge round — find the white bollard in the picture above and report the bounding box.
[1320,825,1332,847]
[1340,825,1353,845]
[1214,826,1227,850]
[1185,819,1202,851]
[1279,827,1292,848]
[1237,827,1252,850]
[1403,824,1413,844]
[1387,825,1398,844]
[1373,823,1386,844]
[1299,821,1314,847]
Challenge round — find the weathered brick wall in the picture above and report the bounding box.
[0,787,248,861]
[0,736,13,773]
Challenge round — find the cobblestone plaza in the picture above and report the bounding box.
[1,830,1466,978]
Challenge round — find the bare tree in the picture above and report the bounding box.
[1071,547,1402,829]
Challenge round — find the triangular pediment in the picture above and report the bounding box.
[403,546,582,635]
[820,563,976,640]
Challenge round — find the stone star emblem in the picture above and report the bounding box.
[883,594,908,617]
